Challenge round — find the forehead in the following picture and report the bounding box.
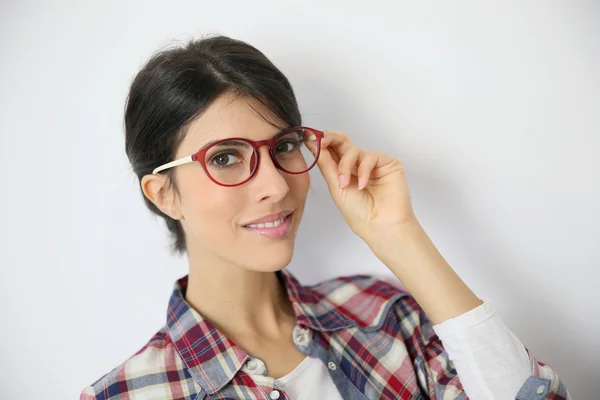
[179,94,286,155]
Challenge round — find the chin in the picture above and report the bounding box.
[243,245,295,273]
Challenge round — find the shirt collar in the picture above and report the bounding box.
[279,269,357,331]
[165,268,387,395]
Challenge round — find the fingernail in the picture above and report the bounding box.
[358,178,367,190]
[339,175,346,188]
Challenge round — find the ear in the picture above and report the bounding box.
[141,173,183,220]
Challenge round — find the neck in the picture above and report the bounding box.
[184,250,296,341]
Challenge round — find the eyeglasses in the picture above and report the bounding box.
[152,126,325,187]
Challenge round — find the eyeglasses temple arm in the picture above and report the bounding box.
[152,155,194,174]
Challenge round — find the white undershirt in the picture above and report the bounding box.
[274,356,341,399]
[246,301,530,399]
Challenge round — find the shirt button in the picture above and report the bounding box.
[294,332,306,344]
[328,361,337,371]
[292,326,311,346]
[269,389,281,399]
[247,360,257,370]
[536,385,546,395]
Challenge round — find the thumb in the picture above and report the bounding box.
[316,140,341,193]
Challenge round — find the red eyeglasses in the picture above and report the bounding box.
[152,126,325,187]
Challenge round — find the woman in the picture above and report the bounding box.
[81,35,569,400]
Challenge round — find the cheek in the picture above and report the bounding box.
[177,169,310,235]
[177,170,242,236]
[292,173,310,199]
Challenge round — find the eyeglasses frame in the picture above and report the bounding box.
[152,126,325,187]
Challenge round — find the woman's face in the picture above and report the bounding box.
[166,94,309,272]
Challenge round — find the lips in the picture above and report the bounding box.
[243,212,294,238]
[242,210,294,227]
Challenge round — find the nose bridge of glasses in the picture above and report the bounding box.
[249,144,289,193]
[254,138,274,152]
[254,143,278,171]
[253,138,279,162]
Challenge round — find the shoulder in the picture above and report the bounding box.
[307,273,423,331]
[80,328,201,400]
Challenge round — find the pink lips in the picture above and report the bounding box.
[243,210,293,226]
[243,212,293,239]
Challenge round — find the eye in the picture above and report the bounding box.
[275,140,300,154]
[209,152,241,168]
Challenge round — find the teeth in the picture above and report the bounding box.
[247,217,286,229]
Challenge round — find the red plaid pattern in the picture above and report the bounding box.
[81,269,569,399]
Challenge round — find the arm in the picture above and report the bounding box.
[372,221,570,399]
[368,220,482,325]
[394,294,570,399]
[313,130,570,398]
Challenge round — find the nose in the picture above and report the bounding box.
[250,146,290,204]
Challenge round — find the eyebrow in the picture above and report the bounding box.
[198,139,251,152]
[196,128,291,152]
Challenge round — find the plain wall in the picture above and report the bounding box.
[1,1,598,399]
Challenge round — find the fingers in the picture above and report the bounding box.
[321,130,367,189]
[318,129,390,191]
[337,146,361,188]
[315,139,341,193]
[322,130,353,160]
[357,152,379,190]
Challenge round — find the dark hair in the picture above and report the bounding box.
[124,35,302,254]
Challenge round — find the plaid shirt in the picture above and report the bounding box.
[81,269,569,399]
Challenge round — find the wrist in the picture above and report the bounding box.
[365,220,482,324]
[365,219,428,266]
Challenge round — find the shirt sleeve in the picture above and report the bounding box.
[80,386,98,400]
[431,300,533,399]
[396,296,571,399]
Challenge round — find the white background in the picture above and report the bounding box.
[1,1,598,399]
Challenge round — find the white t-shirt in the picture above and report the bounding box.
[244,301,531,399]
